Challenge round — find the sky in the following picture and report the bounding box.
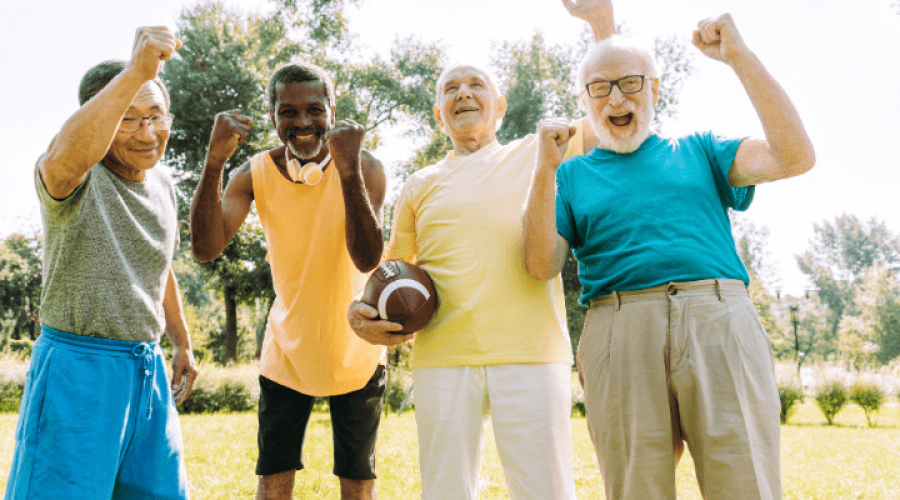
[2,0,899,296]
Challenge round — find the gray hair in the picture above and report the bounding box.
[78,59,171,108]
[576,36,658,92]
[267,61,335,110]
[434,64,500,102]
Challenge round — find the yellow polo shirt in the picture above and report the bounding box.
[389,134,581,368]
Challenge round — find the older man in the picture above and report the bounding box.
[5,27,198,499]
[345,5,614,499]
[524,11,815,500]
[190,61,387,500]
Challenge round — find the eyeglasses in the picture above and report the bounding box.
[119,114,174,133]
[584,75,650,99]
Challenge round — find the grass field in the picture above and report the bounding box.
[2,402,899,499]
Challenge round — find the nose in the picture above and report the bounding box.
[455,83,473,100]
[607,85,627,106]
[133,120,158,142]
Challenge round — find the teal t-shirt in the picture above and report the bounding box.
[555,132,753,306]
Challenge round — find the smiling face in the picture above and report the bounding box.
[433,66,506,150]
[270,80,334,163]
[104,82,170,179]
[580,45,659,154]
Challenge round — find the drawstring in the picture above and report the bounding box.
[133,344,154,419]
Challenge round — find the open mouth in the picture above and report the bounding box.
[288,128,323,141]
[455,107,479,115]
[608,113,634,127]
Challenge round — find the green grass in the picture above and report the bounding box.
[2,402,899,499]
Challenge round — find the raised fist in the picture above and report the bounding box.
[692,14,749,66]
[324,119,365,179]
[206,110,252,166]
[537,118,576,171]
[127,26,182,82]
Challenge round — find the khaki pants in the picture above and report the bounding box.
[577,279,781,500]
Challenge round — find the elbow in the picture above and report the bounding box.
[190,239,221,263]
[524,253,557,282]
[785,147,816,179]
[354,243,385,274]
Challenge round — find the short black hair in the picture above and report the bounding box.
[78,59,171,108]
[267,61,335,111]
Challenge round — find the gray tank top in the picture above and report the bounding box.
[35,159,179,343]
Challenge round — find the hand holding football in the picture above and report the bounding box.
[361,261,437,334]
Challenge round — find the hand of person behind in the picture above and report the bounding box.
[347,301,415,346]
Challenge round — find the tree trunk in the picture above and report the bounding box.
[224,285,238,363]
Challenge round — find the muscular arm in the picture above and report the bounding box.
[339,150,386,273]
[190,159,254,261]
[162,266,198,404]
[693,14,815,188]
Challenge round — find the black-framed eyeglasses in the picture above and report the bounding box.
[584,75,649,99]
[119,114,174,133]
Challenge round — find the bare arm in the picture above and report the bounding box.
[162,266,199,404]
[562,0,616,41]
[524,120,574,281]
[327,120,385,273]
[40,27,181,200]
[190,111,254,261]
[693,14,815,188]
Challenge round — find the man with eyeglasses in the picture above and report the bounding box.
[523,9,815,500]
[5,27,198,499]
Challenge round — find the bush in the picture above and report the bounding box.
[814,380,848,425]
[8,338,34,357]
[0,352,28,413]
[571,375,586,417]
[778,384,804,424]
[178,361,259,414]
[849,380,885,427]
[384,366,413,414]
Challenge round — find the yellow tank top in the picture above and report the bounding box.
[251,151,382,396]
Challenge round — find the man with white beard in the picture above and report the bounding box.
[523,12,815,500]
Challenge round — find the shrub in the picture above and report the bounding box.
[0,352,29,413]
[571,376,586,417]
[849,379,885,427]
[384,366,414,414]
[775,364,804,424]
[8,338,34,357]
[814,380,848,425]
[178,361,259,414]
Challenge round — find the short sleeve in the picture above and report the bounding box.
[34,156,91,225]
[386,176,421,261]
[555,164,581,249]
[700,131,755,212]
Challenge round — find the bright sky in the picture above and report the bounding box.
[2,0,899,295]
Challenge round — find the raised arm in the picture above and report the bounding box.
[692,14,815,188]
[40,27,181,199]
[562,0,616,41]
[327,120,385,273]
[190,110,255,261]
[524,119,575,281]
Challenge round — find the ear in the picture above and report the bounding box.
[494,95,507,121]
[433,104,444,131]
[330,105,336,127]
[650,78,660,108]
[579,92,589,110]
[269,108,276,128]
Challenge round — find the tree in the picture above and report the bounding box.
[838,263,900,366]
[0,233,42,343]
[796,214,900,357]
[732,214,784,344]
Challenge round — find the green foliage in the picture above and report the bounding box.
[849,379,885,427]
[778,384,804,424]
[814,380,849,425]
[0,233,42,343]
[179,361,260,413]
[0,352,28,413]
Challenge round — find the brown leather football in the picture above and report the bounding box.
[362,260,437,334]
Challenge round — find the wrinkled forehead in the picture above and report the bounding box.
[435,65,497,98]
[128,82,168,114]
[582,45,650,82]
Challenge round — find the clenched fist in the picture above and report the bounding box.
[324,119,365,179]
[692,14,750,67]
[537,119,577,171]
[206,110,253,167]
[127,26,182,83]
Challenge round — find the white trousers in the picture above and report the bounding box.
[412,364,575,500]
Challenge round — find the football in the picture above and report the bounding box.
[361,260,437,334]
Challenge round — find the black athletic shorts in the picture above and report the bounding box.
[255,365,386,479]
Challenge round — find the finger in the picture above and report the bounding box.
[352,301,380,318]
[561,0,574,12]
[568,124,577,138]
[691,30,704,49]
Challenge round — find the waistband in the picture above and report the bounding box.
[40,324,159,355]
[590,279,747,311]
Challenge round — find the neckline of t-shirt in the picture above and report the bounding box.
[588,133,662,159]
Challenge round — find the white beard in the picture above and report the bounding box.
[589,101,654,154]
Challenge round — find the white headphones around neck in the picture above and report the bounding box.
[287,153,330,185]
